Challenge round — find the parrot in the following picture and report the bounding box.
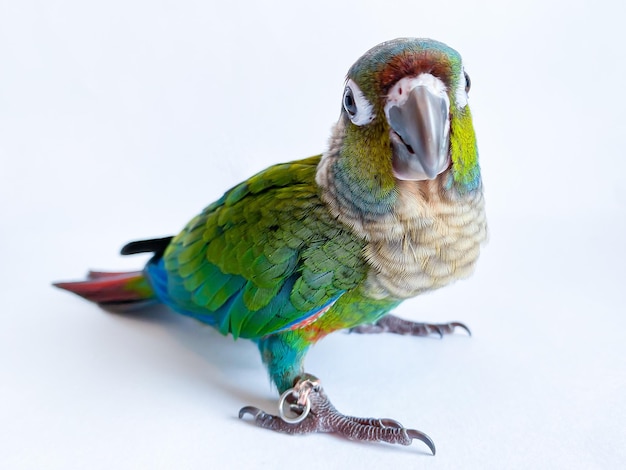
[54,37,487,454]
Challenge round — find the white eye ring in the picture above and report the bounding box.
[343,79,375,126]
[455,66,469,108]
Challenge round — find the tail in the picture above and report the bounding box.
[53,236,173,311]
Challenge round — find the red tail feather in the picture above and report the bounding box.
[54,271,153,304]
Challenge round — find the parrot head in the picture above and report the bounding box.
[334,38,479,196]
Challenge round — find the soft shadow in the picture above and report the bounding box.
[102,304,276,410]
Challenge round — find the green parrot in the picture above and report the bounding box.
[55,38,487,454]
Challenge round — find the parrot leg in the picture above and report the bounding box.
[239,374,436,454]
[350,314,471,338]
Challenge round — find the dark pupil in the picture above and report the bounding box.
[464,72,471,93]
[344,88,357,116]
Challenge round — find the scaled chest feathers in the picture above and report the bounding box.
[318,155,487,301]
[363,178,487,300]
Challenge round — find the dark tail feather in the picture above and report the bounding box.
[85,270,136,280]
[54,271,156,310]
[121,236,173,257]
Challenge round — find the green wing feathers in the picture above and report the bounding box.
[161,156,367,339]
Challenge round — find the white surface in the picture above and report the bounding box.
[1,1,625,469]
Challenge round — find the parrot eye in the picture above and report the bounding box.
[343,87,357,117]
[464,72,471,93]
[343,79,375,126]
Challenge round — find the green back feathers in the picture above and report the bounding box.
[160,156,367,339]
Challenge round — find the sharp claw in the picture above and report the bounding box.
[238,406,263,419]
[407,429,437,455]
[432,325,444,338]
[451,322,472,337]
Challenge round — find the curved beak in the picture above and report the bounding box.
[387,85,451,180]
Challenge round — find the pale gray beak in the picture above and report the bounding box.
[387,86,451,180]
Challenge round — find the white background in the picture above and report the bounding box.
[1,1,625,468]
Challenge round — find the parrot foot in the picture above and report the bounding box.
[238,374,436,454]
[350,314,471,338]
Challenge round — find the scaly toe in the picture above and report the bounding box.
[238,375,436,454]
[379,418,404,428]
